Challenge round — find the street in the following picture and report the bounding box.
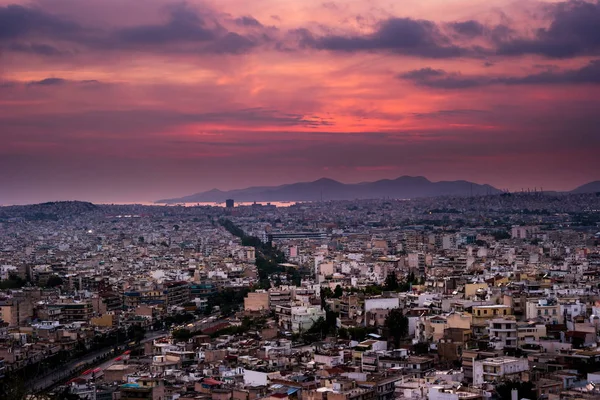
[29,330,167,393]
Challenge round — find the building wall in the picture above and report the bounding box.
[91,314,114,327]
[364,298,399,313]
[465,284,489,298]
[244,292,270,312]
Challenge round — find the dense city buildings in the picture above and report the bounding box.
[1,192,600,399]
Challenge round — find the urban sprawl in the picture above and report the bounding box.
[1,192,600,400]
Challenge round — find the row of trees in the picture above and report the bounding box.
[384,272,422,292]
[0,273,63,290]
[220,219,298,289]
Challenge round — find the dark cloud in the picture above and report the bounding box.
[109,5,269,54]
[449,20,486,37]
[398,69,483,88]
[496,0,600,58]
[115,4,218,45]
[3,0,600,60]
[234,16,263,28]
[302,17,469,58]
[29,78,68,86]
[399,60,600,88]
[294,0,600,60]
[0,4,81,40]
[400,68,446,80]
[27,78,103,86]
[411,109,489,119]
[204,32,258,54]
[0,3,268,56]
[0,108,332,137]
[6,42,66,56]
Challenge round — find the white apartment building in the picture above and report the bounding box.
[276,304,326,333]
[473,357,528,385]
[487,317,518,350]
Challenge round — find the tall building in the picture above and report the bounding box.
[225,199,234,208]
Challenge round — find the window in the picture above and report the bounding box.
[552,309,557,315]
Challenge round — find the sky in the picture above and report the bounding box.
[1,0,599,204]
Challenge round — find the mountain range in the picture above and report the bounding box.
[156,176,505,203]
[155,177,600,204]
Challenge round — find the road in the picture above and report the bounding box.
[30,330,168,393]
[29,317,228,393]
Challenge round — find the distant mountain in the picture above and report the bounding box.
[571,181,600,194]
[155,176,502,203]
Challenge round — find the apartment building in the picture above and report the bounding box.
[473,357,529,385]
[487,317,518,350]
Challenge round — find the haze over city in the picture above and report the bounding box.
[1,0,600,204]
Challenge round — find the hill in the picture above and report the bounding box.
[156,176,502,203]
[571,181,600,194]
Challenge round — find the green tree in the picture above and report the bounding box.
[495,381,535,400]
[302,317,329,343]
[385,308,408,347]
[492,230,511,241]
[0,273,27,289]
[127,325,146,342]
[385,274,399,291]
[320,287,334,307]
[172,328,193,341]
[0,374,28,400]
[45,275,63,288]
[333,285,343,298]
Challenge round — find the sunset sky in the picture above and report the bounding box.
[1,0,599,204]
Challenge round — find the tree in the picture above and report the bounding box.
[320,287,334,307]
[0,374,28,400]
[127,325,146,342]
[302,317,329,343]
[45,275,63,288]
[412,342,430,355]
[385,309,408,347]
[384,274,399,291]
[172,328,193,341]
[495,381,535,400]
[325,309,338,334]
[0,273,27,289]
[492,230,511,241]
[333,285,343,298]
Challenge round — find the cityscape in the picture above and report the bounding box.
[1,0,600,399]
[1,190,600,400]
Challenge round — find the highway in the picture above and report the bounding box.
[29,315,227,393]
[29,330,168,393]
